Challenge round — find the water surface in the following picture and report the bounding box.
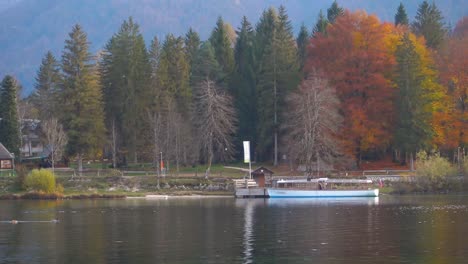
[1,195,467,263]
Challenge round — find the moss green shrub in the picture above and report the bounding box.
[25,169,57,194]
[463,158,468,176]
[415,151,458,192]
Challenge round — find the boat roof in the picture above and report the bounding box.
[276,178,372,184]
[0,143,14,159]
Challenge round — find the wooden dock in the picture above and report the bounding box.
[233,179,269,198]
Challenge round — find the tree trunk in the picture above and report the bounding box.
[78,154,83,176]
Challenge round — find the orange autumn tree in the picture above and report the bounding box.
[308,11,398,167]
[436,17,468,151]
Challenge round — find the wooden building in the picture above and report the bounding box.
[0,143,14,170]
[251,166,274,187]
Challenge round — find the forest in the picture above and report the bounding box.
[0,1,467,175]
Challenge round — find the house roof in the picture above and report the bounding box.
[0,143,14,159]
[252,166,274,175]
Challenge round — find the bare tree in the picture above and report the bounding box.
[41,118,68,173]
[283,73,343,176]
[193,79,237,177]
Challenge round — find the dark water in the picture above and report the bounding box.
[1,195,468,264]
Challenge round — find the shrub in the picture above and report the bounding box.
[415,151,458,192]
[24,169,57,194]
[15,164,28,190]
[463,158,468,176]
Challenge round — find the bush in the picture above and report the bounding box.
[415,151,458,192]
[15,164,28,190]
[24,169,57,194]
[463,158,468,176]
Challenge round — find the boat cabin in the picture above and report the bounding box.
[251,166,274,187]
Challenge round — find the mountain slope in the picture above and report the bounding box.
[0,0,465,94]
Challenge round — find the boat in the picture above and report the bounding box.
[267,178,379,198]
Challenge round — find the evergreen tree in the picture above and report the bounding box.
[185,28,201,94]
[395,2,409,26]
[157,34,192,168]
[394,34,433,155]
[149,36,161,74]
[184,28,201,70]
[256,6,300,164]
[209,17,235,84]
[296,23,309,71]
[157,34,191,114]
[191,42,222,85]
[312,10,329,37]
[60,24,105,172]
[100,18,151,163]
[327,0,344,24]
[232,16,257,158]
[33,51,61,120]
[411,1,447,49]
[0,75,20,157]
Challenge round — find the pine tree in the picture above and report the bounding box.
[232,16,257,158]
[327,0,344,24]
[0,75,20,157]
[296,23,309,72]
[100,18,151,163]
[209,17,235,83]
[33,51,61,120]
[412,1,447,49]
[312,10,329,37]
[60,24,105,172]
[395,2,409,26]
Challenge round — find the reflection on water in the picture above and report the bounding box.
[267,197,379,206]
[242,199,254,264]
[0,195,468,263]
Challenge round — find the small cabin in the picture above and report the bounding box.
[251,166,274,187]
[0,143,14,170]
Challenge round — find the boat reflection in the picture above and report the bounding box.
[267,197,379,206]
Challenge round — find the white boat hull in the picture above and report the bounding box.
[267,188,379,198]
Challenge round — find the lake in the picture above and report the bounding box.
[1,195,467,263]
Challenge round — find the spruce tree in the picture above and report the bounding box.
[312,10,329,37]
[60,24,105,172]
[157,34,191,114]
[100,18,151,163]
[256,6,300,164]
[327,0,344,24]
[412,1,447,49]
[185,28,201,70]
[149,36,161,75]
[232,16,257,158]
[33,51,61,120]
[0,75,20,157]
[395,2,409,26]
[209,17,235,84]
[296,23,309,72]
[394,34,433,155]
[191,42,222,84]
[185,28,201,86]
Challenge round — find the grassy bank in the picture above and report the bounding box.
[0,173,234,199]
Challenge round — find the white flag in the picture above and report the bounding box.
[243,141,250,163]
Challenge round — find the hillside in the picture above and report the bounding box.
[0,0,465,94]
